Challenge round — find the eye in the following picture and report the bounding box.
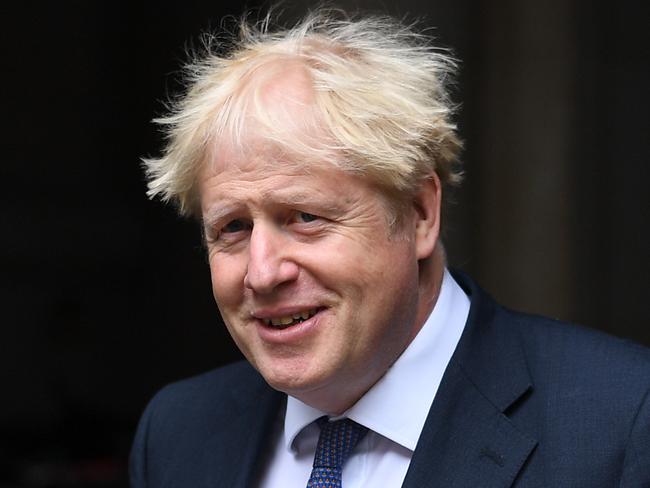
[222,219,251,233]
[296,211,319,223]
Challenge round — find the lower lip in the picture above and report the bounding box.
[255,310,325,344]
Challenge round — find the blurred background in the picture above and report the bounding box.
[2,0,648,486]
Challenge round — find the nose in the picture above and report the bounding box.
[244,222,299,294]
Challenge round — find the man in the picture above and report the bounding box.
[130,10,650,488]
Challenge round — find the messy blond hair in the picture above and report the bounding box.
[143,8,463,217]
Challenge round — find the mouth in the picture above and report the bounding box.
[259,307,322,329]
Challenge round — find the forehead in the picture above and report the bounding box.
[199,152,363,211]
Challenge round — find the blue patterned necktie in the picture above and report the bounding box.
[306,417,369,488]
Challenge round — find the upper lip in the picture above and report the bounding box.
[251,305,323,320]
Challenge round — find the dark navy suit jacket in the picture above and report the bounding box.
[130,273,650,487]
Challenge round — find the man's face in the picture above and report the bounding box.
[199,153,426,412]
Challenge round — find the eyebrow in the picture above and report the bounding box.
[259,189,344,215]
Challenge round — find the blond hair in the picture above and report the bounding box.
[143,9,463,217]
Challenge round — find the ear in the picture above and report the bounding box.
[413,174,442,260]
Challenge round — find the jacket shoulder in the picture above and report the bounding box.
[504,307,650,389]
[149,360,268,415]
[130,361,280,488]
[503,309,650,485]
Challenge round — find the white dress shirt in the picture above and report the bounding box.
[258,269,470,487]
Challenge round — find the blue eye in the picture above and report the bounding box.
[298,212,319,223]
[222,219,249,233]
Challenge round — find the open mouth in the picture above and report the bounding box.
[261,308,322,329]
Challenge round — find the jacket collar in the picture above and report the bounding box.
[402,270,538,487]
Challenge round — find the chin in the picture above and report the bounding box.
[259,360,334,397]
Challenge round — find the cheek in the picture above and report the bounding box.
[308,241,415,325]
[359,244,419,314]
[351,238,415,285]
[208,254,247,308]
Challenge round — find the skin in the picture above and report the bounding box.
[198,65,445,414]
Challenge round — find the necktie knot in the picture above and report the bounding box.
[307,417,368,488]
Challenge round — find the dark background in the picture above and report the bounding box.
[2,0,648,486]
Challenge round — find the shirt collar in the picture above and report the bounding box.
[283,269,470,452]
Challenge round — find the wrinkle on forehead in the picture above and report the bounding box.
[200,161,369,215]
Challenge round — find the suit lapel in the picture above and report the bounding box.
[402,272,538,488]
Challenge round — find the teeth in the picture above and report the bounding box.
[262,308,319,328]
